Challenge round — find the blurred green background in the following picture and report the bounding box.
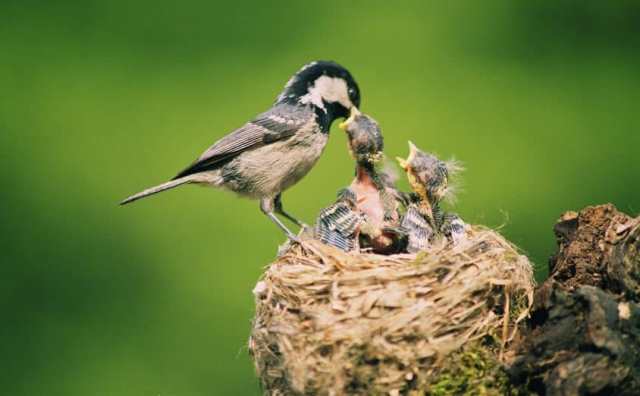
[1,1,638,395]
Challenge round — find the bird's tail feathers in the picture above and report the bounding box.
[120,176,196,205]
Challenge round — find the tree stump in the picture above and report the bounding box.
[509,204,640,395]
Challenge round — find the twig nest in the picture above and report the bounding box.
[249,226,534,395]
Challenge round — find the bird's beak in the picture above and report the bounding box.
[397,140,419,171]
[407,141,419,164]
[339,107,360,130]
[396,156,409,171]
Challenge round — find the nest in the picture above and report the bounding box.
[249,226,535,395]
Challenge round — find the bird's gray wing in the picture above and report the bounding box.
[441,213,466,243]
[315,202,362,251]
[401,205,434,253]
[172,107,310,180]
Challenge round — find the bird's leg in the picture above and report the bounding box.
[274,194,307,228]
[260,197,300,242]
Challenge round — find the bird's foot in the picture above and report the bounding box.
[298,222,313,236]
[287,232,322,255]
[287,232,302,244]
[276,232,307,257]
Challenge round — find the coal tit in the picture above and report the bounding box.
[121,61,361,241]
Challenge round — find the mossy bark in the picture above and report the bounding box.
[508,204,640,395]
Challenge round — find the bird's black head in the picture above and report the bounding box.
[277,61,360,130]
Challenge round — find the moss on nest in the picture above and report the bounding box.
[249,226,534,395]
[427,340,510,396]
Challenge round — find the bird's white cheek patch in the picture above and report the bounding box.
[300,76,352,112]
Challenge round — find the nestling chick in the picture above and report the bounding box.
[397,142,465,252]
[340,109,406,254]
[314,189,363,252]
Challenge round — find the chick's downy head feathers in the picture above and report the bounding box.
[340,109,384,163]
[397,141,462,203]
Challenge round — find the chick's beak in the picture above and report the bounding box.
[407,141,419,163]
[396,156,409,171]
[339,107,360,130]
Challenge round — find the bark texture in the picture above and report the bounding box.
[509,204,640,395]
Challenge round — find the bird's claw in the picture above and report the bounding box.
[287,233,302,244]
[287,233,318,254]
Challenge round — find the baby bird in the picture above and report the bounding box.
[314,109,405,252]
[341,109,405,253]
[314,189,363,252]
[397,142,465,253]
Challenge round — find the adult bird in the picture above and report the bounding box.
[121,61,361,241]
